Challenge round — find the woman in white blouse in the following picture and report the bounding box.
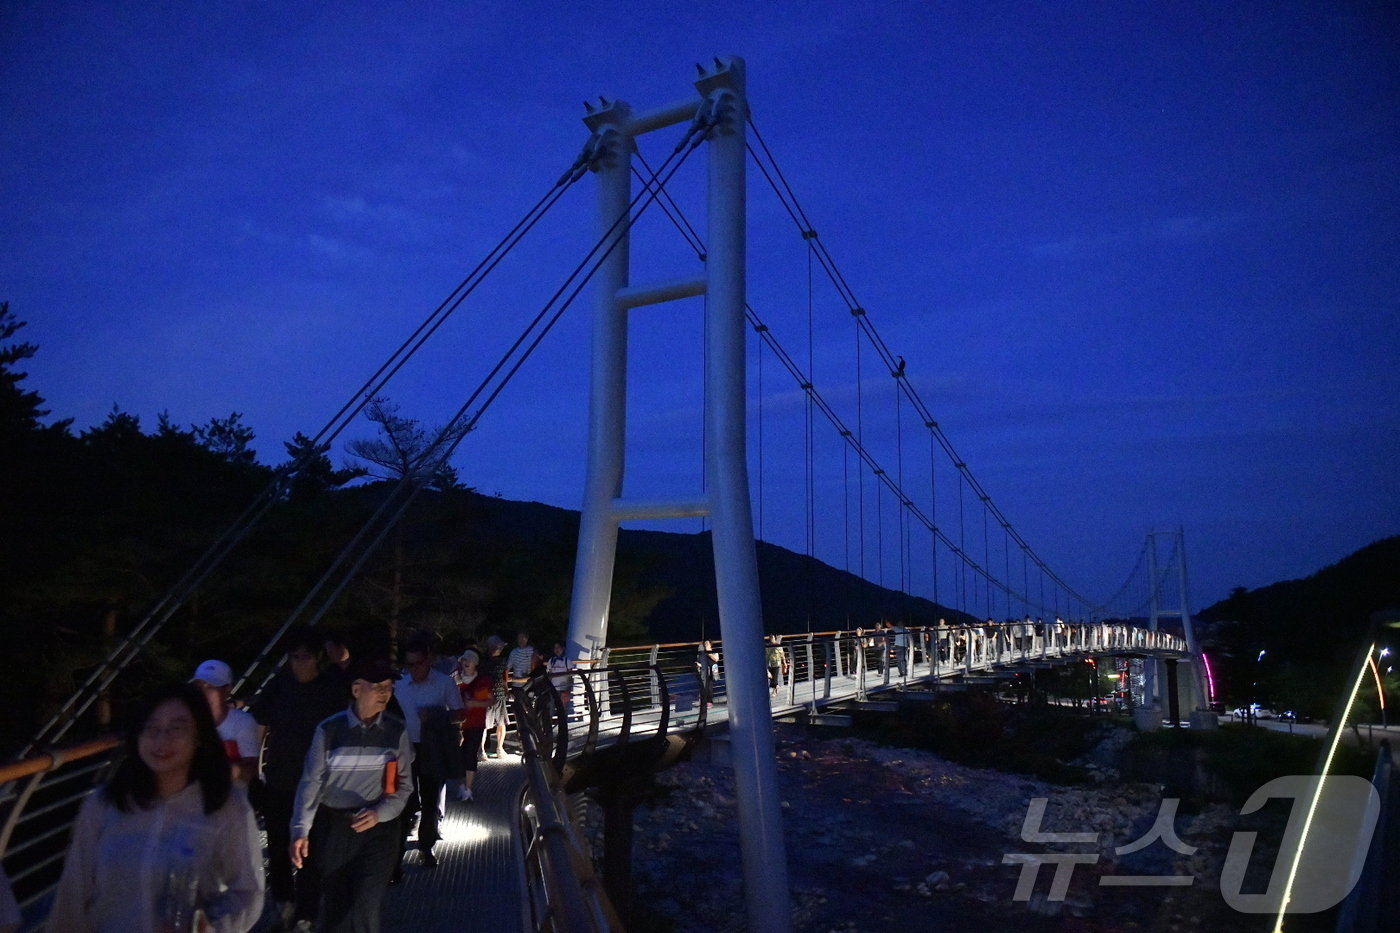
[50,682,263,932]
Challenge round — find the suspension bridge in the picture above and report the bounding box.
[7,57,1386,933]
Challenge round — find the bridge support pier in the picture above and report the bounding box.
[594,784,640,924]
[1166,658,1181,727]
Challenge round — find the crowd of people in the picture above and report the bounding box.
[703,616,1118,701]
[49,624,569,933]
[43,616,1136,931]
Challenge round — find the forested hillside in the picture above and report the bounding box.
[0,303,960,755]
[1197,536,1400,719]
[6,300,1393,754]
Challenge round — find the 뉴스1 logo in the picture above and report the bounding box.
[1003,775,1380,914]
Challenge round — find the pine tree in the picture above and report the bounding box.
[0,301,70,438]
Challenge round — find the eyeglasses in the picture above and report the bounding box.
[140,723,195,742]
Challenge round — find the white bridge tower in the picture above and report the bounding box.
[1146,527,1209,714]
[564,58,793,933]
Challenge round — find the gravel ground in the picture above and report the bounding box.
[584,723,1281,933]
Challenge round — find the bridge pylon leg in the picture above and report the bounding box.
[698,59,794,933]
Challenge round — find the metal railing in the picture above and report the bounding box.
[1336,739,1394,933]
[0,736,120,930]
[588,622,1187,733]
[2,621,1184,930]
[511,678,622,933]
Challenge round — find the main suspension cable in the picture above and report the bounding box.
[235,115,716,694]
[25,149,593,755]
[747,116,1092,612]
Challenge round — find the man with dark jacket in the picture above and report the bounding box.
[251,626,348,931]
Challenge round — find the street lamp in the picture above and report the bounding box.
[1250,649,1267,724]
[1369,648,1388,729]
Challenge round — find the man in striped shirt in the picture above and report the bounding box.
[506,630,540,684]
[291,657,412,933]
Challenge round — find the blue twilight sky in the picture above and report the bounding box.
[3,2,1397,617]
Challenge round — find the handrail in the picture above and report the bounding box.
[1336,739,1393,933]
[511,677,623,932]
[0,736,118,786]
[0,735,122,923]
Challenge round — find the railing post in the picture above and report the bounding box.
[855,636,868,701]
[785,642,796,705]
[594,650,612,728]
[648,645,661,709]
[823,640,833,700]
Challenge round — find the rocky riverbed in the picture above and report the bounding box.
[582,723,1279,933]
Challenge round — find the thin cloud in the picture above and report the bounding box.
[1030,210,1247,259]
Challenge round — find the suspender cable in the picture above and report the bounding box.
[755,319,765,541]
[895,370,906,594]
[982,500,991,617]
[844,439,851,575]
[804,236,817,626]
[746,117,1093,615]
[958,470,967,614]
[854,309,866,583]
[1004,526,1012,621]
[876,481,885,590]
[930,431,939,610]
[1023,548,1030,619]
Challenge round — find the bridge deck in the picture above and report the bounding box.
[586,637,1189,746]
[383,758,529,933]
[246,759,530,933]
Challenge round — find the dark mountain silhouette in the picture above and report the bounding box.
[1196,535,1400,641]
[1195,535,1400,716]
[461,492,975,643]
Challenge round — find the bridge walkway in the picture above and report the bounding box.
[381,758,529,933]
[243,758,529,933]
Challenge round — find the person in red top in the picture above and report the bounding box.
[454,650,493,802]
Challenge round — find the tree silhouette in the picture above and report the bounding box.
[347,397,470,653]
[192,412,256,465]
[347,396,467,490]
[281,431,365,499]
[0,301,70,438]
